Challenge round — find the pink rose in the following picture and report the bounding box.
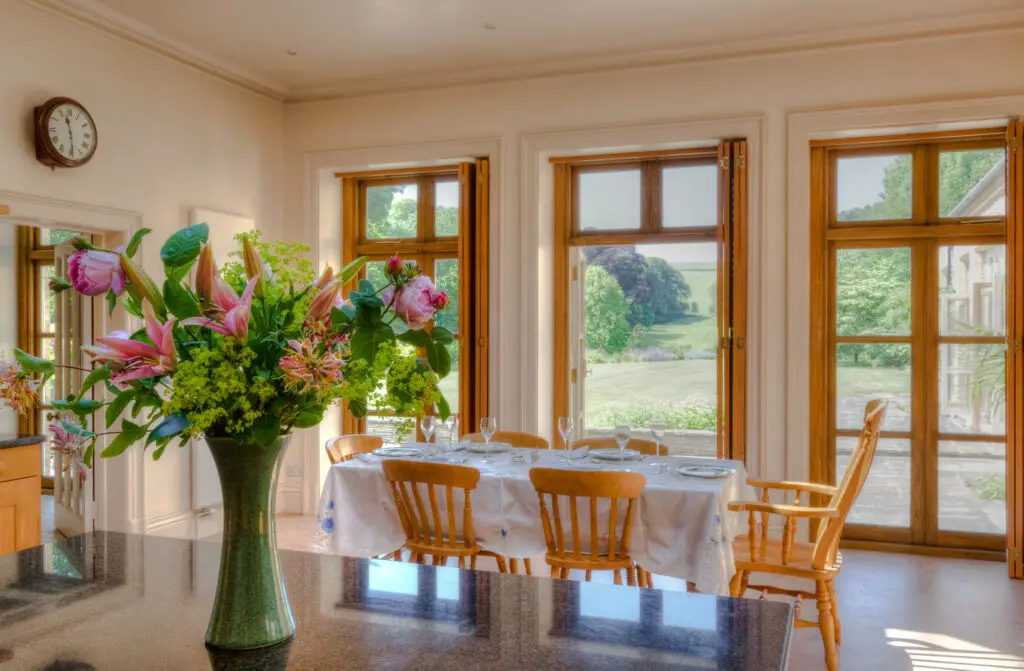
[385,255,403,277]
[431,291,449,310]
[68,248,126,296]
[382,275,442,330]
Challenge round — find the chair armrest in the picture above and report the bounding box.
[727,500,839,518]
[747,479,838,497]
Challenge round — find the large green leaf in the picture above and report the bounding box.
[53,398,103,416]
[397,329,433,349]
[100,419,147,458]
[338,256,368,284]
[105,289,118,317]
[348,398,368,418]
[358,279,375,295]
[426,341,452,378]
[436,393,451,422]
[431,326,455,345]
[78,365,111,399]
[330,306,351,331]
[350,322,394,365]
[82,441,95,468]
[125,227,152,258]
[160,223,209,267]
[147,413,191,448]
[163,280,200,319]
[60,420,96,438]
[292,405,325,429]
[250,414,281,448]
[105,390,136,429]
[13,348,55,375]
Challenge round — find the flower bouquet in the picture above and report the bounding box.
[0,224,454,650]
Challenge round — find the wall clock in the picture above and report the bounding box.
[34,97,98,169]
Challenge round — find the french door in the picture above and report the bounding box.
[552,141,748,460]
[811,129,1020,559]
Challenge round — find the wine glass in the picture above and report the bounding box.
[650,423,666,457]
[480,417,497,462]
[439,418,463,463]
[614,424,631,467]
[558,416,574,466]
[422,415,436,443]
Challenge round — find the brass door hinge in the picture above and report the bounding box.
[719,156,731,170]
[736,154,746,170]
[571,265,579,281]
[570,368,578,384]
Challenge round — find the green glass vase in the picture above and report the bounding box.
[205,435,295,651]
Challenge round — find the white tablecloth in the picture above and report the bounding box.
[315,448,753,594]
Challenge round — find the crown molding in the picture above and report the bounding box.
[22,0,1024,105]
[23,0,288,101]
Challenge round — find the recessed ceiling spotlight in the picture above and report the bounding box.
[484,23,496,30]
[285,48,298,56]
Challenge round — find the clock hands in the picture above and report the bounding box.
[65,114,74,157]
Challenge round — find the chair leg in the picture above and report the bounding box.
[550,564,558,578]
[458,556,466,569]
[409,552,419,564]
[432,555,443,566]
[560,566,569,579]
[584,569,592,581]
[827,581,842,645]
[510,559,519,575]
[645,569,654,589]
[816,580,839,671]
[524,559,532,576]
[626,565,637,587]
[495,555,508,573]
[614,569,623,586]
[471,555,477,570]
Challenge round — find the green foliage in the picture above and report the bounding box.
[367,188,418,239]
[221,230,315,292]
[436,205,459,236]
[584,266,633,354]
[585,247,693,325]
[938,149,1004,216]
[835,248,912,367]
[967,473,1006,502]
[160,224,208,267]
[590,399,717,432]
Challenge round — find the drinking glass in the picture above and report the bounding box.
[422,416,436,444]
[650,423,666,457]
[558,416,574,466]
[480,417,497,462]
[614,424,631,466]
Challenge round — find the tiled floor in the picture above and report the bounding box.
[276,513,1024,671]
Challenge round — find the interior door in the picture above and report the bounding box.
[52,242,91,537]
[569,249,587,443]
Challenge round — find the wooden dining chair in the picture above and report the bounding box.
[324,434,383,464]
[464,431,550,449]
[727,399,888,671]
[381,459,510,572]
[571,436,666,456]
[529,467,653,587]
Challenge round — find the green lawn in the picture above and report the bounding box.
[634,315,718,353]
[836,364,910,395]
[671,265,717,316]
[587,359,717,409]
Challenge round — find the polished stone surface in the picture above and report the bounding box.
[0,435,43,450]
[0,532,792,670]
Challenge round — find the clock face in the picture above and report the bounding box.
[44,102,96,163]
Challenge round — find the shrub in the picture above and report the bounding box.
[590,398,717,431]
[967,474,1006,502]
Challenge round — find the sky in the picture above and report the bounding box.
[836,155,898,212]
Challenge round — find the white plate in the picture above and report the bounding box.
[373,446,424,458]
[589,448,642,461]
[677,465,735,479]
[466,442,512,454]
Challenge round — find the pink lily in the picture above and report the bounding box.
[182,276,258,341]
[84,302,177,384]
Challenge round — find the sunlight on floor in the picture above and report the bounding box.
[887,628,1024,670]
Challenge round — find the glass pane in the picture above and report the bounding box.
[579,582,640,621]
[365,415,417,446]
[835,343,911,432]
[364,260,387,290]
[40,266,56,332]
[435,566,460,601]
[835,248,911,336]
[938,343,1006,435]
[838,437,910,527]
[938,244,1006,336]
[662,164,717,228]
[366,184,418,239]
[938,149,1006,218]
[40,374,55,406]
[578,169,641,231]
[434,259,459,415]
[41,229,82,246]
[42,337,56,363]
[434,181,459,237]
[938,440,1005,534]
[367,560,418,596]
[836,154,913,222]
[582,242,718,457]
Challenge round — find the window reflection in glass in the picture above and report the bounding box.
[367,560,418,596]
[579,582,640,622]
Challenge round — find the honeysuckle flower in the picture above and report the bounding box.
[85,302,177,384]
[0,362,40,414]
[49,421,79,455]
[194,243,216,304]
[381,274,444,330]
[385,256,403,278]
[68,248,126,296]
[182,276,258,341]
[119,253,167,317]
[280,338,345,394]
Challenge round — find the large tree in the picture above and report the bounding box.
[584,266,633,354]
[584,246,692,326]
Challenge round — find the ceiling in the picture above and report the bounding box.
[31,0,1024,101]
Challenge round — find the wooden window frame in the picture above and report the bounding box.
[810,130,1015,556]
[337,162,489,439]
[552,142,748,461]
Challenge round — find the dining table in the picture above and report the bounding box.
[316,445,754,594]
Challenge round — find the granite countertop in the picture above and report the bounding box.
[0,435,43,450]
[0,532,793,670]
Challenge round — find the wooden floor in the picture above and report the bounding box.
[276,514,1024,670]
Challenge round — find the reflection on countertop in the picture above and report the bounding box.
[0,532,793,670]
[0,435,43,450]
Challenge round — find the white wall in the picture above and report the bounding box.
[0,0,284,535]
[284,28,1024,496]
[0,226,17,436]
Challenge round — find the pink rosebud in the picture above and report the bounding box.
[384,274,440,330]
[431,291,449,310]
[385,256,403,277]
[68,249,126,296]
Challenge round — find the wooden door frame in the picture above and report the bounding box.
[551,141,748,460]
[809,130,1014,555]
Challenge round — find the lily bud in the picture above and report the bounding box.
[119,254,167,318]
[241,237,273,298]
[194,243,216,304]
[307,280,343,323]
[312,266,334,292]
